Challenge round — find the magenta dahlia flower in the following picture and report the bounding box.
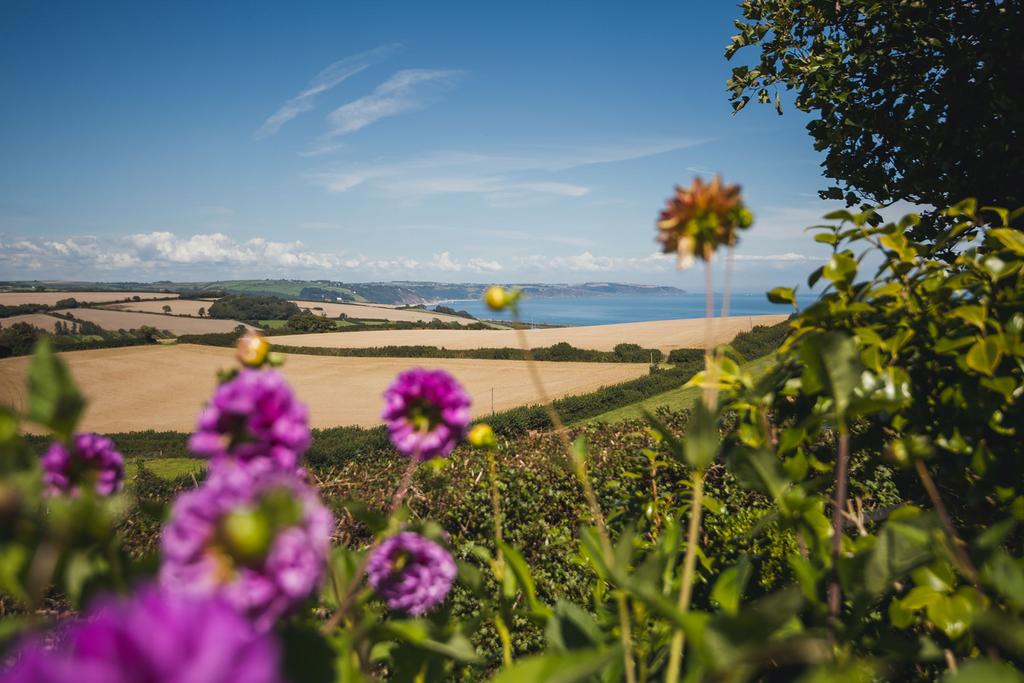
[41,433,124,496]
[0,586,284,683]
[382,369,471,461]
[189,369,310,473]
[159,466,332,631]
[366,531,457,615]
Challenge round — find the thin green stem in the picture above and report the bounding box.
[487,447,505,568]
[511,313,636,683]
[664,470,705,683]
[666,252,719,683]
[495,614,513,667]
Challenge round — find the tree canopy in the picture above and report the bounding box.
[726,0,1023,235]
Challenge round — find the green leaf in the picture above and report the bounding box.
[766,287,797,305]
[822,252,857,287]
[711,558,752,615]
[989,228,1024,255]
[799,332,863,420]
[942,198,977,218]
[683,400,719,469]
[980,551,1024,610]
[726,448,788,500]
[949,305,987,331]
[862,511,935,596]
[927,592,975,639]
[26,338,85,440]
[382,620,482,663]
[499,541,550,617]
[966,337,1002,376]
[544,600,604,653]
[943,660,1024,683]
[490,647,621,683]
[823,210,855,222]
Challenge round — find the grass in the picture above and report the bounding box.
[258,319,357,329]
[125,457,205,483]
[586,353,778,424]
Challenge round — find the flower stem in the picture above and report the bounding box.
[666,251,719,683]
[664,470,705,683]
[487,444,514,667]
[322,456,421,635]
[389,457,420,516]
[495,613,513,667]
[487,447,505,568]
[512,315,636,683]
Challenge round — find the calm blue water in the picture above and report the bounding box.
[439,292,815,327]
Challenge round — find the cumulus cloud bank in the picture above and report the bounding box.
[0,231,824,282]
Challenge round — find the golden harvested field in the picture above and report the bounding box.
[103,299,210,316]
[50,308,254,335]
[271,314,788,355]
[103,299,479,325]
[0,344,647,434]
[0,313,63,331]
[0,291,176,306]
[290,301,476,325]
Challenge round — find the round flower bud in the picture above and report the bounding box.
[467,423,496,449]
[236,331,270,368]
[220,508,272,565]
[484,286,509,311]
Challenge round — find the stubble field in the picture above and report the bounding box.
[0,291,176,306]
[270,314,787,354]
[47,309,255,335]
[103,298,480,325]
[0,313,64,331]
[0,344,648,434]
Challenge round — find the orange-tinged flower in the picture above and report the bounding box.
[656,176,753,269]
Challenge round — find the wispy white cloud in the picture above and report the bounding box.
[255,44,401,139]
[310,68,461,146]
[727,252,823,262]
[306,138,703,201]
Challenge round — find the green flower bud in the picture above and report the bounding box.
[220,508,272,565]
[468,423,497,449]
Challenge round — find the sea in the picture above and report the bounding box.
[438,292,817,327]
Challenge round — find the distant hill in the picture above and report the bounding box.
[0,279,684,306]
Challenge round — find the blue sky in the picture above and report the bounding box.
[0,1,862,291]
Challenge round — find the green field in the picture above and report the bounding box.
[125,457,204,483]
[587,353,778,423]
[259,319,359,330]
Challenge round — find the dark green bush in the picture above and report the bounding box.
[207,294,300,321]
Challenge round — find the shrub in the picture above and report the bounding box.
[207,294,300,321]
